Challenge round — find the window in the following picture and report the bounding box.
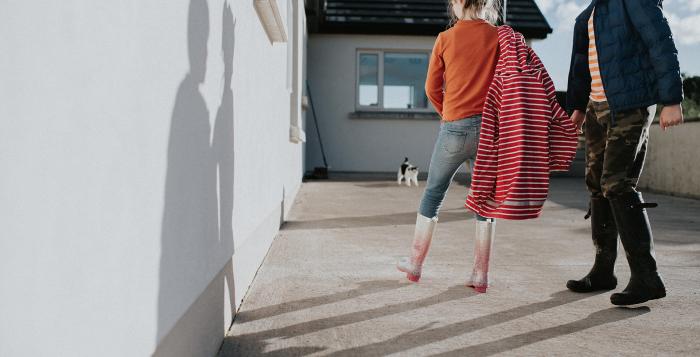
[358,53,379,106]
[356,50,430,111]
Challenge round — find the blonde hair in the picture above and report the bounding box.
[448,0,502,27]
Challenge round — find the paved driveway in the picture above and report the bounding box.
[220,178,700,356]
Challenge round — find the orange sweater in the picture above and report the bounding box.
[425,19,499,121]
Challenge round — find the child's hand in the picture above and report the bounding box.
[659,104,684,131]
[571,110,585,134]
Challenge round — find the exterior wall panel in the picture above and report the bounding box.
[0,1,305,355]
[639,121,700,198]
[306,34,451,175]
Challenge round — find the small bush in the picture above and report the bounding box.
[682,75,700,119]
[682,98,700,119]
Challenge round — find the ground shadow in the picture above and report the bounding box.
[283,209,472,231]
[355,182,410,189]
[434,307,650,356]
[327,290,604,356]
[546,178,700,245]
[221,345,325,356]
[219,284,476,356]
[157,0,237,351]
[543,177,590,212]
[235,280,409,323]
[354,174,471,189]
[637,194,700,245]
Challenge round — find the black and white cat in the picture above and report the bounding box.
[397,157,419,187]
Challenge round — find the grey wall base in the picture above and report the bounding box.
[153,260,236,357]
[307,165,585,184]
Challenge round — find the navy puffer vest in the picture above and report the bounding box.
[566,0,683,116]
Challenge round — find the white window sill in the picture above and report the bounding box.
[349,110,440,120]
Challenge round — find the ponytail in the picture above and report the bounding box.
[447,0,502,27]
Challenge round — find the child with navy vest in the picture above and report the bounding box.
[565,0,684,305]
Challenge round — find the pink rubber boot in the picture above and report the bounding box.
[466,219,496,293]
[397,214,438,282]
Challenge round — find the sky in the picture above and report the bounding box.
[530,0,700,89]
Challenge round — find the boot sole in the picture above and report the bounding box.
[397,266,421,282]
[566,280,617,293]
[466,283,487,293]
[406,273,420,282]
[610,290,666,306]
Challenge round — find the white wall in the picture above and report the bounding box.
[638,121,700,198]
[0,1,304,356]
[306,34,447,174]
[305,34,580,178]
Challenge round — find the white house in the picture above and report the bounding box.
[304,0,562,178]
[1,0,307,356]
[2,1,696,356]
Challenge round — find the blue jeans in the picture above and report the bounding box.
[418,115,488,221]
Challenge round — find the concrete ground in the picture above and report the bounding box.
[219,178,700,356]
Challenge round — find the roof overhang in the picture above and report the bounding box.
[306,0,553,39]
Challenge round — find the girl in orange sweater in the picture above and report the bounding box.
[397,0,500,293]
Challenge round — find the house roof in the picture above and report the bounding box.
[306,0,553,39]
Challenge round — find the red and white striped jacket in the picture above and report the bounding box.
[465,26,578,220]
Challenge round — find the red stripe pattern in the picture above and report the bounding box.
[465,26,578,220]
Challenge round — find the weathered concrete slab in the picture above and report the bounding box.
[220,178,700,356]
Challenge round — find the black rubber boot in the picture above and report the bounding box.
[567,196,619,293]
[608,191,666,306]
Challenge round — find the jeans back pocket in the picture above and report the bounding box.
[442,129,468,155]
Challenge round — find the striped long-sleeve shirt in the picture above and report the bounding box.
[588,9,607,102]
[465,26,579,220]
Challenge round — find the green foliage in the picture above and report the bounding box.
[683,98,700,119]
[682,74,700,102]
[682,75,700,119]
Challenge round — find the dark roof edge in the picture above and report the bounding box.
[313,23,551,39]
[306,0,553,39]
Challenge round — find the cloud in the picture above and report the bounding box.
[664,0,700,45]
[663,0,700,44]
[534,0,700,43]
[554,1,587,32]
[534,0,556,13]
[667,12,700,45]
[531,0,700,85]
[533,0,587,32]
[669,0,700,11]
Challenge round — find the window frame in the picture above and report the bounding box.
[355,49,433,113]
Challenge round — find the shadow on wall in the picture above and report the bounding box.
[156,0,237,353]
[215,4,237,341]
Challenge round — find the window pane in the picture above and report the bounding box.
[358,54,378,106]
[383,53,429,109]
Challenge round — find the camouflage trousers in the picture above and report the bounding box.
[584,100,656,198]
